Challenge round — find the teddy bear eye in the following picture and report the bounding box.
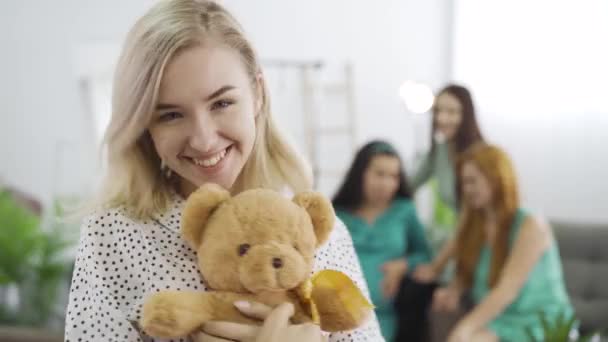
[238,244,251,256]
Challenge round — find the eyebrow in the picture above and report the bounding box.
[155,85,236,111]
[205,85,236,101]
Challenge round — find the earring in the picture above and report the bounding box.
[160,159,172,178]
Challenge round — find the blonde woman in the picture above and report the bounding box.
[64,1,383,341]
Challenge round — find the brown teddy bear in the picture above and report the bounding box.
[140,183,373,339]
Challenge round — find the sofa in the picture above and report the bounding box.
[553,221,608,334]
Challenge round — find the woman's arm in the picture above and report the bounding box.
[414,208,471,283]
[456,216,552,332]
[409,152,433,193]
[413,217,458,283]
[65,209,149,342]
[429,237,455,273]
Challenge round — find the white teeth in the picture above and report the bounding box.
[192,149,227,168]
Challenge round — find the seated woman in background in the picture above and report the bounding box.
[433,143,573,342]
[332,140,432,342]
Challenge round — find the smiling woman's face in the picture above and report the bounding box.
[148,44,260,196]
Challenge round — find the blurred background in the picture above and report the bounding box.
[0,0,606,340]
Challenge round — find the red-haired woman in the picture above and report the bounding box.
[433,143,572,342]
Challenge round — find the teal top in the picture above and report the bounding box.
[410,142,457,211]
[336,199,432,341]
[472,209,573,342]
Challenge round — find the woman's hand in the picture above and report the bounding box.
[431,287,460,313]
[193,301,326,342]
[446,320,474,342]
[412,263,438,283]
[380,258,408,299]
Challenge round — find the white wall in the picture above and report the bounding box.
[1,1,606,224]
[223,0,452,196]
[452,0,608,223]
[223,0,451,153]
[0,0,451,207]
[0,0,157,207]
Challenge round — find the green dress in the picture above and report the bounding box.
[472,209,573,342]
[336,199,432,342]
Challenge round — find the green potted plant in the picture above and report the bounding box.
[0,190,75,330]
[525,310,604,342]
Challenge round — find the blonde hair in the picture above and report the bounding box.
[93,0,311,219]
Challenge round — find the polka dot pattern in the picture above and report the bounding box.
[64,197,384,341]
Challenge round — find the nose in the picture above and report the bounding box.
[436,110,448,124]
[188,112,218,152]
[272,257,283,269]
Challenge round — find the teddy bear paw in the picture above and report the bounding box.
[141,295,184,338]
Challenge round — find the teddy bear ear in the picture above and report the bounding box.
[292,191,335,247]
[181,183,231,249]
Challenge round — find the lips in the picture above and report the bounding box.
[187,146,232,169]
[191,148,227,167]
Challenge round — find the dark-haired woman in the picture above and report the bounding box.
[333,140,432,342]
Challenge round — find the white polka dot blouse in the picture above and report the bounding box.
[64,195,385,342]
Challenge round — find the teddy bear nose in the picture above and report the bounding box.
[272,257,283,269]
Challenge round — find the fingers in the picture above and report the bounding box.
[381,277,393,298]
[234,300,274,320]
[435,299,448,312]
[414,266,435,283]
[431,291,445,311]
[264,302,295,327]
[202,321,259,341]
[382,277,399,299]
[192,331,233,342]
[388,280,399,298]
[256,302,295,341]
[414,267,427,279]
[446,295,459,312]
[292,323,323,340]
[382,273,404,299]
[432,289,458,313]
[381,279,389,298]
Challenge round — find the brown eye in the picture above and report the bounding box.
[238,244,251,256]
